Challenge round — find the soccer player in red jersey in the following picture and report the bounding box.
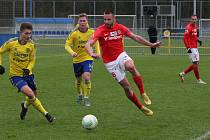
[179,15,206,84]
[85,10,160,116]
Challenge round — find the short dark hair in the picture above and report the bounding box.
[104,9,114,15]
[20,22,33,31]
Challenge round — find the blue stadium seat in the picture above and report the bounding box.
[44,31,47,35]
[52,31,56,35]
[65,31,69,35]
[61,31,65,35]
[47,31,52,35]
[38,31,43,35]
[56,31,60,35]
[34,31,38,35]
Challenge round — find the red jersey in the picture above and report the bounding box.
[184,23,198,48]
[91,23,132,63]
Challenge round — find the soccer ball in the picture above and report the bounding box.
[82,114,98,130]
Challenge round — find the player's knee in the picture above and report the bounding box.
[83,73,91,81]
[123,82,130,91]
[27,91,35,99]
[193,62,199,66]
[125,64,135,72]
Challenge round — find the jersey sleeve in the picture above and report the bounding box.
[93,40,100,56]
[184,26,191,48]
[0,40,11,65]
[91,29,101,42]
[119,24,132,37]
[65,32,75,56]
[27,44,36,72]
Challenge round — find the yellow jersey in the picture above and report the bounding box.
[65,28,100,63]
[0,37,36,77]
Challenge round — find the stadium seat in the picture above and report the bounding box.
[47,31,52,35]
[34,31,38,35]
[65,31,69,35]
[61,31,65,35]
[38,31,43,35]
[52,31,56,35]
[44,31,47,35]
[56,31,60,35]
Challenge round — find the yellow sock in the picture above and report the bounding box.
[75,79,83,95]
[24,96,31,108]
[30,97,47,115]
[83,80,91,98]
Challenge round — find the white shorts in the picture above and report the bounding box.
[188,48,199,62]
[104,52,132,82]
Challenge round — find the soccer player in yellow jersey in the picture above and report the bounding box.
[0,22,55,123]
[65,13,100,106]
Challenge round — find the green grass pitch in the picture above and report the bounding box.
[0,46,210,140]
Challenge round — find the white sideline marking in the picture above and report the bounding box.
[192,131,210,140]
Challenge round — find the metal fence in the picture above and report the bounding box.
[1,0,210,31]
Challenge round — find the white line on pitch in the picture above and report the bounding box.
[192,131,210,140]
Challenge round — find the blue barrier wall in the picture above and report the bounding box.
[0,34,18,46]
[15,18,74,24]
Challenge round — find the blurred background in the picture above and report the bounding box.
[1,0,210,55]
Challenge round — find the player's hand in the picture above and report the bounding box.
[151,41,161,48]
[198,40,202,46]
[72,52,78,58]
[187,48,192,53]
[91,53,100,59]
[0,65,5,75]
[22,68,30,76]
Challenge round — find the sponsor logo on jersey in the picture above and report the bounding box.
[104,30,122,41]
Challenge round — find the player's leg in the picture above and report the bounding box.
[192,61,200,80]
[12,75,55,122]
[22,74,38,109]
[73,63,84,104]
[119,78,153,116]
[82,60,93,107]
[20,85,55,122]
[10,76,29,120]
[193,61,206,84]
[76,76,83,104]
[124,59,151,105]
[191,49,206,84]
[179,49,197,82]
[105,58,153,116]
[151,48,156,54]
[82,72,91,106]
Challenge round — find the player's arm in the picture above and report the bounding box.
[128,32,160,48]
[0,41,11,74]
[120,24,160,48]
[85,38,99,59]
[184,27,192,53]
[65,33,77,57]
[197,30,202,46]
[25,45,36,75]
[85,31,100,59]
[93,41,100,56]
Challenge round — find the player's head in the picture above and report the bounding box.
[104,9,115,28]
[20,22,33,43]
[77,13,88,31]
[190,15,197,24]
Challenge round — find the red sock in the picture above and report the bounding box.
[184,64,194,74]
[126,92,142,109]
[133,75,144,95]
[193,65,200,80]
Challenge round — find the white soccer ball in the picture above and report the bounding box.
[82,114,98,130]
